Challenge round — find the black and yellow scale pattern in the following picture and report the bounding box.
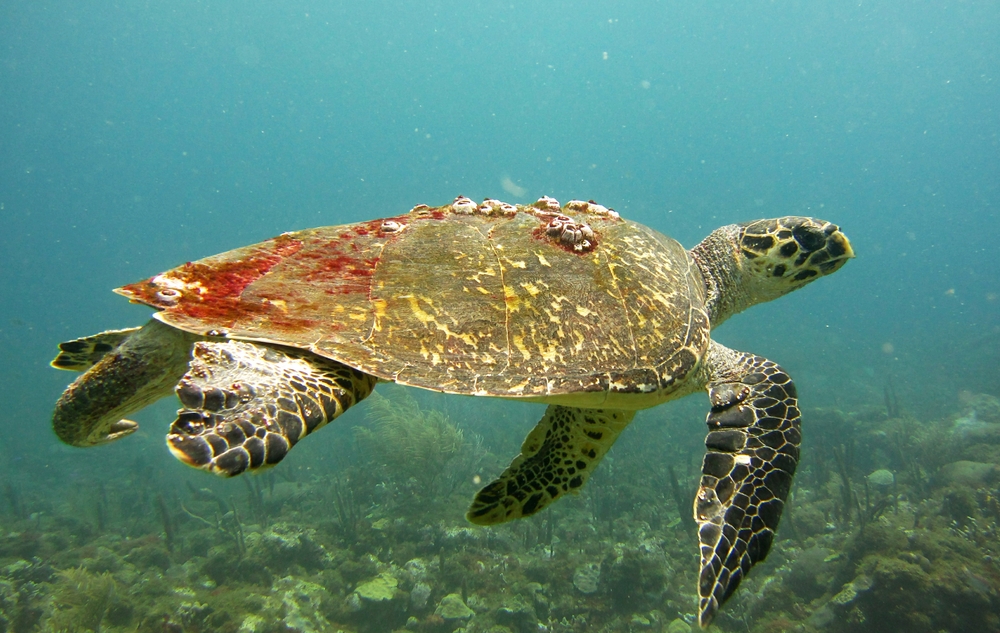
[167,341,377,476]
[694,342,802,627]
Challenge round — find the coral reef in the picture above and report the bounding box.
[1,387,999,632]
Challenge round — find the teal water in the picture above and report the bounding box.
[1,2,998,632]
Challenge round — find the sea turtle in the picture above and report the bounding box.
[51,196,853,626]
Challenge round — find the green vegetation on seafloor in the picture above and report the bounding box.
[0,388,999,633]
[355,387,470,494]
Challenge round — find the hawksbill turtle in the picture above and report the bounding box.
[51,196,853,626]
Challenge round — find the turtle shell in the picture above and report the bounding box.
[118,197,710,399]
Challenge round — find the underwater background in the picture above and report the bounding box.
[1,1,999,631]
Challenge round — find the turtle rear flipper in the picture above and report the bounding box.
[51,327,143,371]
[53,321,195,446]
[467,406,635,525]
[167,340,377,476]
[695,341,801,628]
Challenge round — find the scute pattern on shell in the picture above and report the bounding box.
[118,196,709,401]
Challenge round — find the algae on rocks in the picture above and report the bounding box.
[436,592,475,620]
[42,566,124,633]
[573,562,601,594]
[353,572,398,602]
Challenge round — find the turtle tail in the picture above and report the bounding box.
[166,340,377,476]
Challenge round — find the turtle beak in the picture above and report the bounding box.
[822,227,854,274]
[842,235,855,259]
[829,229,855,261]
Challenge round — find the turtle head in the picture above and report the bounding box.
[693,217,853,325]
[738,216,854,298]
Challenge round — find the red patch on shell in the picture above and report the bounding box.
[296,242,377,294]
[118,234,304,321]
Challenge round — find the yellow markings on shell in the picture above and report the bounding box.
[521,281,541,297]
[637,282,675,310]
[549,294,569,312]
[476,286,490,295]
[535,251,551,267]
[576,305,593,317]
[510,260,527,269]
[403,295,437,325]
[507,377,531,393]
[349,313,367,321]
[512,334,532,360]
[439,324,477,346]
[403,294,477,346]
[369,298,390,333]
[467,267,497,284]
[538,340,559,363]
[504,285,522,312]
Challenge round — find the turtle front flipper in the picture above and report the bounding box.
[167,340,377,476]
[694,341,801,628]
[467,406,635,525]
